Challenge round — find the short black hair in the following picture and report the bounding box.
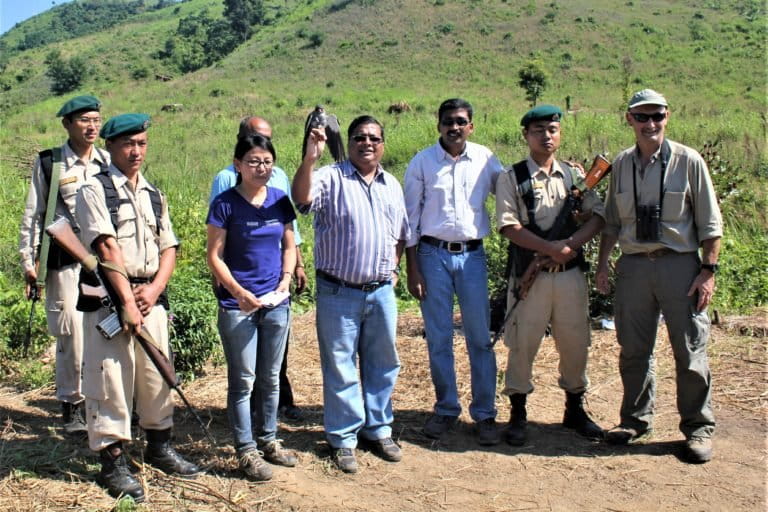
[438,98,473,121]
[347,115,385,141]
[234,133,276,161]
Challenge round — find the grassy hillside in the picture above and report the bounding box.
[0,0,765,373]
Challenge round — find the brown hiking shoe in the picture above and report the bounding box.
[238,449,273,481]
[262,440,298,467]
[684,437,713,464]
[332,447,358,473]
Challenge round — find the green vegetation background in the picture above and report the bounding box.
[0,0,765,383]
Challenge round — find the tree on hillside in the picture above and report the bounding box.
[223,0,266,42]
[44,50,88,95]
[518,60,549,106]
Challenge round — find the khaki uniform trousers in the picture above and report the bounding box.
[45,265,84,404]
[503,267,591,395]
[82,304,174,452]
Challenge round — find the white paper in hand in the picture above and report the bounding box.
[258,290,290,308]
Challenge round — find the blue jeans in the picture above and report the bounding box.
[417,243,497,421]
[316,276,400,449]
[218,304,290,452]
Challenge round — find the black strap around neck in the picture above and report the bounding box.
[632,139,671,214]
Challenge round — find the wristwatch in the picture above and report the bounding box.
[700,263,719,274]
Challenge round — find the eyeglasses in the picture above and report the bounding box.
[243,159,273,168]
[76,116,102,125]
[440,117,470,127]
[630,112,666,123]
[352,134,383,145]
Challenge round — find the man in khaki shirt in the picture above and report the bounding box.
[496,104,605,446]
[596,89,722,463]
[75,113,199,503]
[19,95,108,435]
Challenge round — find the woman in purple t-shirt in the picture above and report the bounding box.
[206,134,297,481]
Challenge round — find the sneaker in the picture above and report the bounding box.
[684,437,713,464]
[238,449,273,481]
[423,414,458,440]
[476,418,501,446]
[605,425,650,445]
[364,437,402,462]
[261,439,298,467]
[279,405,304,422]
[332,447,358,474]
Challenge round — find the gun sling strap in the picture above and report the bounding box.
[77,171,167,313]
[504,159,585,278]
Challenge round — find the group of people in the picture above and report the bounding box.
[19,89,722,503]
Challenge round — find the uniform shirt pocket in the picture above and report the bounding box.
[116,203,137,239]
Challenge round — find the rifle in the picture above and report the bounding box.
[23,283,41,358]
[492,155,612,346]
[45,218,217,446]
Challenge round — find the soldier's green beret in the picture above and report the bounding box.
[56,95,101,117]
[520,104,563,127]
[100,113,151,140]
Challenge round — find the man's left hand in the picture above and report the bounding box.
[687,271,716,312]
[133,283,162,317]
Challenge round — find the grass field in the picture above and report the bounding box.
[0,0,765,372]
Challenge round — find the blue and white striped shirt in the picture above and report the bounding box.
[298,160,410,284]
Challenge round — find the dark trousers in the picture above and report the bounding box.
[278,333,294,408]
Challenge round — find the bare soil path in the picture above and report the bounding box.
[0,311,765,511]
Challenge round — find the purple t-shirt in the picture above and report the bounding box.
[206,187,297,310]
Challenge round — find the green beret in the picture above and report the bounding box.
[520,104,563,127]
[100,113,150,140]
[56,95,101,117]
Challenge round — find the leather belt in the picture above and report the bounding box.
[317,270,391,292]
[544,259,581,273]
[629,248,676,261]
[420,235,482,253]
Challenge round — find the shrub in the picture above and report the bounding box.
[44,50,89,95]
[167,263,220,382]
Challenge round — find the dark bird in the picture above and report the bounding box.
[302,105,345,163]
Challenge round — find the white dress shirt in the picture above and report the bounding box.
[404,140,503,247]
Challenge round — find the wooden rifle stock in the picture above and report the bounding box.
[492,155,613,345]
[45,218,216,445]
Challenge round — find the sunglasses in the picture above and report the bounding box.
[630,112,666,123]
[352,134,384,144]
[440,117,470,127]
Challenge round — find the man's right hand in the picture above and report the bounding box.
[24,269,39,300]
[547,239,576,265]
[304,128,327,162]
[407,269,427,301]
[121,302,144,336]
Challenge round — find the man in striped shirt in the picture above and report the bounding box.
[293,115,410,474]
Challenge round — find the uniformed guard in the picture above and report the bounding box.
[75,114,200,503]
[495,105,606,446]
[19,95,109,435]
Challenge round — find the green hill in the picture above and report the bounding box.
[0,0,765,371]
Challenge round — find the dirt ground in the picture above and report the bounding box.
[0,310,765,512]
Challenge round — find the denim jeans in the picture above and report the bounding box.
[218,304,290,452]
[316,276,400,449]
[417,243,497,421]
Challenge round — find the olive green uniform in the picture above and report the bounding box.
[75,164,179,452]
[19,142,109,404]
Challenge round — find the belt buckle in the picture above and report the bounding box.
[447,241,464,253]
[360,282,378,292]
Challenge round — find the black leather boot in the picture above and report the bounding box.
[96,442,145,503]
[504,393,528,446]
[145,428,201,477]
[563,391,604,440]
[62,401,87,436]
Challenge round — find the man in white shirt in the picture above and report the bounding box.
[404,98,504,445]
